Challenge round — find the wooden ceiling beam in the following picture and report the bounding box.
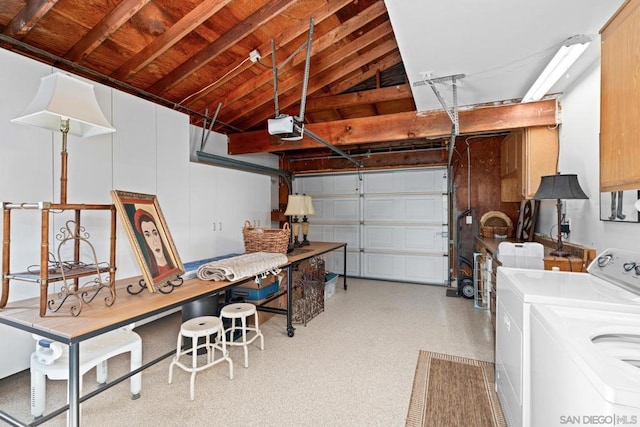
[184,0,358,109]
[147,0,296,94]
[305,84,412,112]
[284,149,447,174]
[64,0,150,62]
[111,0,233,80]
[227,99,559,154]
[329,51,402,95]
[236,36,398,129]
[210,1,388,114]
[3,0,58,40]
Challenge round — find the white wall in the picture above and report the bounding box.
[535,36,640,253]
[0,48,278,377]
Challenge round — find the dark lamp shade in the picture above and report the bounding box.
[533,174,588,200]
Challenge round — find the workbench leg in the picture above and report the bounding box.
[286,264,295,337]
[343,246,348,290]
[68,342,80,426]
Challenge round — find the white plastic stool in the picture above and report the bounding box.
[168,316,233,401]
[220,303,264,368]
[30,326,142,418]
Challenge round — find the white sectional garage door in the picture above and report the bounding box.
[294,168,448,285]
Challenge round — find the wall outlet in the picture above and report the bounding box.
[561,218,571,234]
[466,215,473,225]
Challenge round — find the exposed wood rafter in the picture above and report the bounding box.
[228,99,559,154]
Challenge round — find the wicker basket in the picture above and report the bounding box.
[479,211,514,238]
[242,220,290,254]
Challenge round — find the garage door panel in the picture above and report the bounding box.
[298,174,359,195]
[365,169,447,193]
[364,195,445,223]
[298,176,325,194]
[294,167,448,284]
[312,198,359,222]
[364,199,395,221]
[333,199,359,220]
[333,175,360,194]
[322,250,360,277]
[363,253,447,285]
[364,225,445,252]
[405,227,446,252]
[404,169,448,192]
[404,256,447,284]
[310,224,359,248]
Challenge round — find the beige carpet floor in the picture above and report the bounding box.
[0,277,495,426]
[406,351,505,427]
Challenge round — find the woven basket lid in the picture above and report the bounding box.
[479,211,513,229]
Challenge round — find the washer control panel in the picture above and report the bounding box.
[588,248,640,296]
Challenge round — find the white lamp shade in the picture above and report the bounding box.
[11,72,115,137]
[284,194,306,216]
[303,195,315,215]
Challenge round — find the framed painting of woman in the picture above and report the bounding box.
[111,190,184,292]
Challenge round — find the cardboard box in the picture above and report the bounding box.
[543,256,585,272]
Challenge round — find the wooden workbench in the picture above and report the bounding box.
[0,241,347,426]
[475,235,596,272]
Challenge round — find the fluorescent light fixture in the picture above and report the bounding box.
[522,35,591,103]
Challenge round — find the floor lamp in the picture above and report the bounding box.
[533,173,588,257]
[11,72,115,204]
[8,72,117,316]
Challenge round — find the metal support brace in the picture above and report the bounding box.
[413,73,464,169]
[271,38,279,117]
[199,102,222,151]
[297,18,314,123]
[271,18,314,121]
[269,17,361,168]
[304,128,362,168]
[413,74,464,292]
[196,150,293,192]
[413,73,464,136]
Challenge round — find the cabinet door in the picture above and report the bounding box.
[189,162,218,259]
[500,131,521,178]
[501,127,557,202]
[189,164,270,260]
[501,130,524,201]
[600,0,640,191]
[522,126,558,199]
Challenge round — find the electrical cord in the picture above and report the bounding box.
[178,55,253,105]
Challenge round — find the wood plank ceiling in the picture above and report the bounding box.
[0,0,556,173]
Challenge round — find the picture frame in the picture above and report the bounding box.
[599,190,640,223]
[111,190,184,293]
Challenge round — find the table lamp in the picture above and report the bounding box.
[11,72,115,204]
[300,195,315,246]
[533,173,587,257]
[284,194,306,248]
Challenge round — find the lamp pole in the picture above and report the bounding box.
[59,119,70,204]
[551,198,568,257]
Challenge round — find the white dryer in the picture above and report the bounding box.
[496,248,640,427]
[530,304,640,426]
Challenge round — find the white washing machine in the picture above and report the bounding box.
[530,304,640,426]
[496,248,640,427]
